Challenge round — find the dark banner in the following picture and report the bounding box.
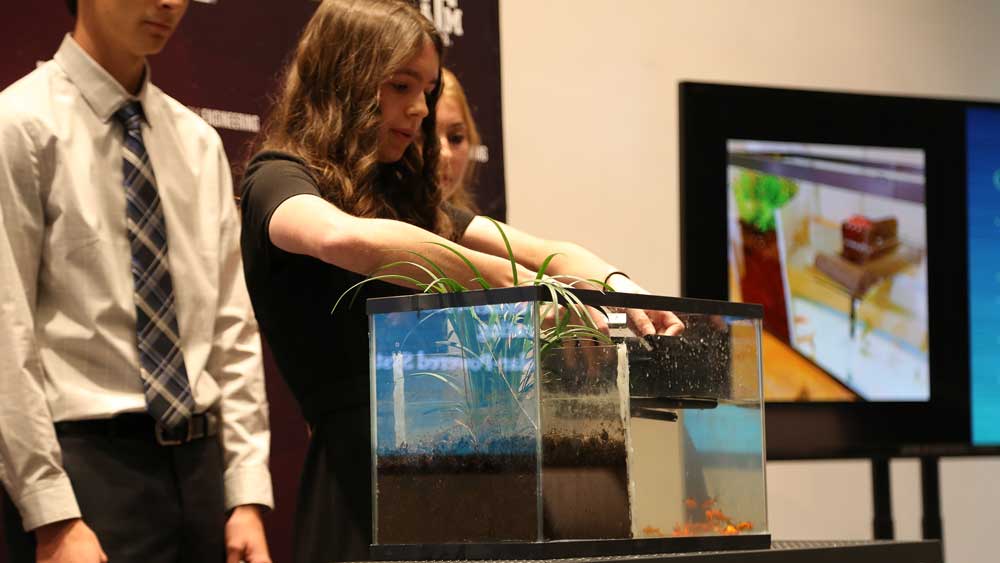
[1,1,506,213]
[0,2,503,561]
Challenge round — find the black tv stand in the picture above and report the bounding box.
[870,456,942,545]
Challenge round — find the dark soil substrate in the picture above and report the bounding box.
[376,454,538,544]
[626,328,732,399]
[541,434,631,540]
[378,449,536,473]
[542,431,627,466]
[375,434,631,544]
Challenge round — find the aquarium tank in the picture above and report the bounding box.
[367,287,768,559]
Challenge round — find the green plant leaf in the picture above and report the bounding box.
[399,250,469,292]
[331,273,430,314]
[371,259,436,284]
[423,275,470,294]
[453,419,479,443]
[555,302,572,335]
[368,260,466,294]
[485,217,518,286]
[399,308,451,349]
[536,279,594,331]
[535,252,562,281]
[423,241,491,290]
[421,405,466,416]
[549,326,612,344]
[410,371,464,396]
[548,274,615,291]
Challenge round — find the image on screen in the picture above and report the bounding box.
[726,140,929,402]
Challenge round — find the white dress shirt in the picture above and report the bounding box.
[0,35,273,531]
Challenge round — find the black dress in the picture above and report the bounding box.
[239,151,474,562]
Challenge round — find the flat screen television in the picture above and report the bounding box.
[680,81,1000,458]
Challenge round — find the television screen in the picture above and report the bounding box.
[726,140,929,402]
[680,82,973,458]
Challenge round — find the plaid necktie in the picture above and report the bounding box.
[114,101,194,433]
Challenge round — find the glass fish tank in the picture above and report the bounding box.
[367,288,768,559]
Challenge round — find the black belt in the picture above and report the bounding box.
[54,412,219,446]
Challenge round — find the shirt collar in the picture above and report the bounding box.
[52,33,154,126]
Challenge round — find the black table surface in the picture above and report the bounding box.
[360,540,942,563]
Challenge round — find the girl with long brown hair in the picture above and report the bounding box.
[436,67,481,212]
[239,1,682,560]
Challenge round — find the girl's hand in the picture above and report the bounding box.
[606,274,685,337]
[626,307,685,337]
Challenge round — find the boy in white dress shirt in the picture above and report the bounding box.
[0,1,274,562]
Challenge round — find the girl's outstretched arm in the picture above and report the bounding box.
[268,193,533,289]
[460,216,684,336]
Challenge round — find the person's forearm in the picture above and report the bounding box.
[0,301,81,528]
[210,199,274,511]
[325,216,533,289]
[0,148,82,531]
[522,240,618,289]
[212,314,274,511]
[0,314,81,532]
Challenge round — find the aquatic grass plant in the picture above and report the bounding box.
[336,218,614,449]
[414,300,539,446]
[333,217,613,349]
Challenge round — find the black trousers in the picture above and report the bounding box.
[3,422,226,563]
[294,406,372,563]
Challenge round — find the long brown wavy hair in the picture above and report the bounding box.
[259,0,452,237]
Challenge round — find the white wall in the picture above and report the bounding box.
[498,1,1000,561]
